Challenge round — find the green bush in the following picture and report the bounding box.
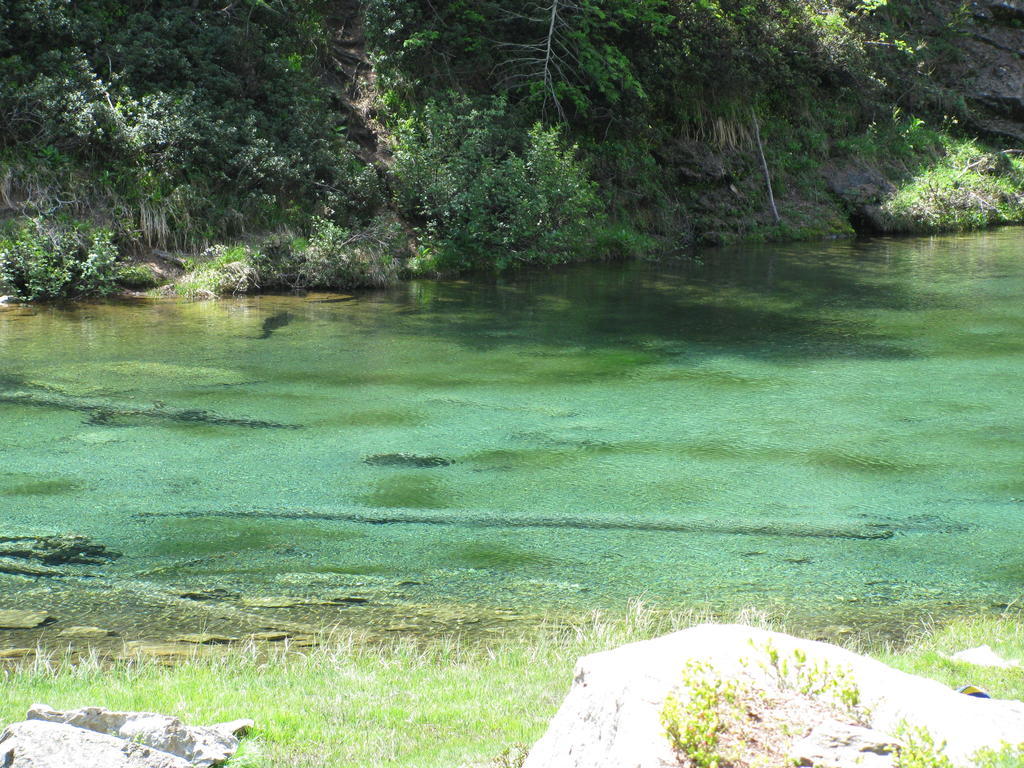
[391,95,601,273]
[587,224,660,261]
[175,218,403,300]
[253,217,404,290]
[883,140,1024,232]
[116,264,159,290]
[174,244,259,300]
[660,661,742,768]
[0,0,367,252]
[0,219,120,300]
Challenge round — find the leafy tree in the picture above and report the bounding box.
[390,95,601,271]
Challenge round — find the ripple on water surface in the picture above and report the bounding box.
[1,230,1023,646]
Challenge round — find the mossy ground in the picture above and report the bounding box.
[1,606,1021,768]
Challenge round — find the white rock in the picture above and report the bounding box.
[949,644,1020,669]
[522,624,1024,768]
[790,719,902,767]
[26,704,241,768]
[213,718,254,738]
[0,720,191,768]
[0,296,12,305]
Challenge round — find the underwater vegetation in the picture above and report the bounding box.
[0,384,301,430]
[133,508,894,541]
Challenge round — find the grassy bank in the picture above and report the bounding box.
[1,606,1022,767]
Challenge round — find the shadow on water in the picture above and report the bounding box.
[257,311,293,339]
[334,239,936,364]
[0,473,85,496]
[357,474,456,510]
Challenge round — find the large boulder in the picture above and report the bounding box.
[522,624,1024,768]
[824,166,896,207]
[822,165,898,233]
[0,720,191,768]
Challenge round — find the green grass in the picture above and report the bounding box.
[880,613,1024,702]
[883,138,1024,233]
[1,606,1022,767]
[2,636,548,768]
[0,603,690,768]
[174,245,259,299]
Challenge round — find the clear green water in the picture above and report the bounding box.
[1,229,1023,644]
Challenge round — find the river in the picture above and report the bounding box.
[1,229,1022,647]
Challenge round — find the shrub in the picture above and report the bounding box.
[588,224,661,261]
[116,264,160,290]
[883,141,1024,232]
[174,244,259,300]
[660,661,742,768]
[0,218,120,300]
[253,217,404,290]
[390,95,601,273]
[297,217,402,289]
[0,0,365,252]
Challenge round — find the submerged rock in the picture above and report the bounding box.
[0,388,300,430]
[257,311,293,339]
[0,559,60,577]
[241,596,304,609]
[134,507,893,540]
[0,534,118,578]
[121,641,205,663]
[0,649,35,660]
[242,594,369,608]
[171,633,238,646]
[177,589,238,602]
[251,631,292,642]
[57,626,116,640]
[0,535,121,566]
[363,453,455,468]
[0,610,54,629]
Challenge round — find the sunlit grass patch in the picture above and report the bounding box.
[0,607,1021,767]
[879,612,1024,702]
[883,139,1024,233]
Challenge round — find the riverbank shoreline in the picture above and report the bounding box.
[4,218,1023,308]
[1,607,1021,767]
